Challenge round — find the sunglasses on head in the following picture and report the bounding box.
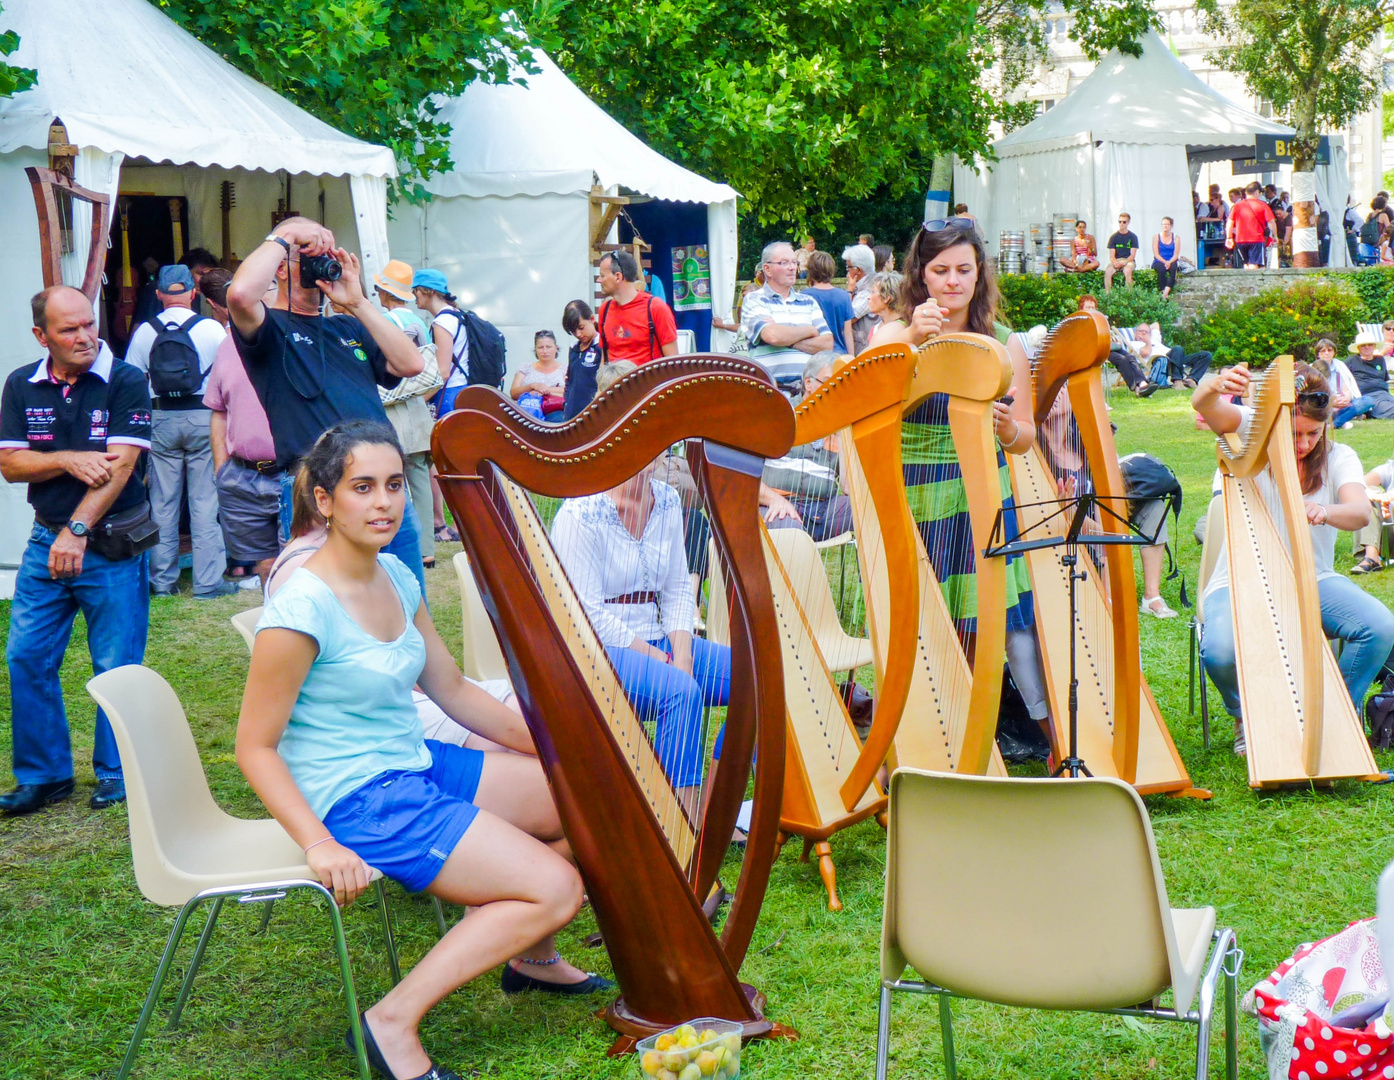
[920,218,977,235]
[1293,373,1330,410]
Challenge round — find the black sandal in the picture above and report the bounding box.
[1352,556,1383,575]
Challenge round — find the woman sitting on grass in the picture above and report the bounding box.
[1193,362,1394,755]
[237,420,605,1080]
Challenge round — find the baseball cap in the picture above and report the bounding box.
[157,264,196,294]
[411,268,450,294]
[842,245,875,276]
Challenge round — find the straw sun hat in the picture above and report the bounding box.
[1349,329,1390,355]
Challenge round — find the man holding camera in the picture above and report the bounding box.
[226,216,428,591]
[0,286,154,815]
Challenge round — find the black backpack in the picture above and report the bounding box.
[1120,452,1190,606]
[442,308,506,391]
[1361,216,1383,246]
[145,315,209,397]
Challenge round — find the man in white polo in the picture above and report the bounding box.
[740,241,834,387]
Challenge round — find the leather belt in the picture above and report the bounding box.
[606,591,659,605]
[231,456,284,476]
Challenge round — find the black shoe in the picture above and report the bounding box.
[1137,382,1159,398]
[89,778,126,809]
[0,778,75,816]
[346,1013,464,1080]
[500,961,614,996]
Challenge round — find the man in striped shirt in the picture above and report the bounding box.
[740,241,833,385]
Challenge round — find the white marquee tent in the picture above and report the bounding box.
[388,51,740,370]
[955,32,1351,269]
[0,0,396,595]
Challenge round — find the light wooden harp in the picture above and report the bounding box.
[1009,311,1197,795]
[1215,355,1379,787]
[25,166,112,305]
[844,335,1014,780]
[432,356,795,1048]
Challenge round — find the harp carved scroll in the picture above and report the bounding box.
[1010,311,1197,796]
[432,355,797,1047]
[1215,355,1379,787]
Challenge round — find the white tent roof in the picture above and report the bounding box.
[0,0,395,177]
[996,31,1292,158]
[424,50,737,204]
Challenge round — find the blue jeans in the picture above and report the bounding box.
[277,471,426,600]
[1201,575,1394,718]
[1334,395,1380,427]
[6,524,150,784]
[607,636,731,787]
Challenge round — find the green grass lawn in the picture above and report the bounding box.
[7,390,1394,1079]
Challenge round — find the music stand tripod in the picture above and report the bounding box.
[986,493,1168,778]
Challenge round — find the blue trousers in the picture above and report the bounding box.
[1201,575,1394,718]
[608,636,731,787]
[1334,394,1382,427]
[277,470,426,600]
[7,524,150,784]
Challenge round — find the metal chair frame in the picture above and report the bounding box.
[875,929,1243,1080]
[118,874,404,1080]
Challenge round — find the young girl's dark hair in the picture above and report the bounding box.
[1292,360,1332,496]
[900,221,999,335]
[562,299,593,335]
[300,420,405,521]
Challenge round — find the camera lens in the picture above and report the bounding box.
[299,254,343,289]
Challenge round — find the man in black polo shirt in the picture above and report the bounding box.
[226,216,429,594]
[0,286,153,815]
[1104,212,1140,291]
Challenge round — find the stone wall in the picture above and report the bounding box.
[1171,267,1360,322]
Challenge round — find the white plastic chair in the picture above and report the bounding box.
[229,606,261,653]
[876,768,1241,1080]
[88,665,397,1080]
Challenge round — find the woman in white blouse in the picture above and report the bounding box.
[550,377,730,814]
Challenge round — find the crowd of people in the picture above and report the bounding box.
[11,203,1394,1078]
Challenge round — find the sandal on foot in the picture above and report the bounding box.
[434,525,459,543]
[422,557,436,570]
[1352,556,1383,575]
[1140,595,1178,619]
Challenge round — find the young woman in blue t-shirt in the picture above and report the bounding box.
[237,420,596,1080]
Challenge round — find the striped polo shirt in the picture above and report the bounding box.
[740,284,831,380]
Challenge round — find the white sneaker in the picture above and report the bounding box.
[1140,596,1178,619]
[1341,422,1355,430]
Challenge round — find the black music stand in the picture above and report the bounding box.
[986,493,1169,778]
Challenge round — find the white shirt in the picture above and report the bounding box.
[1327,358,1360,402]
[124,306,226,400]
[549,480,695,647]
[433,310,470,389]
[1206,405,1365,598]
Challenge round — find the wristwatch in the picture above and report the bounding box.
[264,233,292,254]
[66,520,90,539]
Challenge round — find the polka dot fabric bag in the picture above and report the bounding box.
[1245,918,1394,1080]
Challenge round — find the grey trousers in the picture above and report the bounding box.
[149,409,227,594]
[407,451,434,561]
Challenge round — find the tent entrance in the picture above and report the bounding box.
[105,194,189,354]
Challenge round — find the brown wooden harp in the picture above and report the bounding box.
[432,356,795,1049]
[25,166,112,305]
[843,335,1014,780]
[1214,355,1380,786]
[1008,311,1198,796]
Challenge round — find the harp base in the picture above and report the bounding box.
[602,983,798,1055]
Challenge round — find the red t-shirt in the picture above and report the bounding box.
[598,292,678,364]
[1231,198,1276,244]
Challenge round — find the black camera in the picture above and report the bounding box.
[299,253,342,289]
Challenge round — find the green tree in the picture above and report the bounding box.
[528,0,998,232]
[1197,0,1393,266]
[156,0,535,195]
[0,3,37,99]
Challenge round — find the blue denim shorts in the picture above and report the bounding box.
[322,740,485,892]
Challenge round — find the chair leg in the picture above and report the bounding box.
[254,898,275,935]
[874,985,892,1080]
[117,896,204,1080]
[1199,664,1211,751]
[374,878,402,985]
[938,993,957,1080]
[813,841,842,913]
[315,883,372,1080]
[1188,619,1197,716]
[167,896,225,1029]
[431,896,449,939]
[1224,942,1241,1080]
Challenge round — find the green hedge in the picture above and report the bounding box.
[997,270,1182,341]
[1191,281,1364,368]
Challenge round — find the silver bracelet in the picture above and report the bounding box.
[1003,419,1021,448]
